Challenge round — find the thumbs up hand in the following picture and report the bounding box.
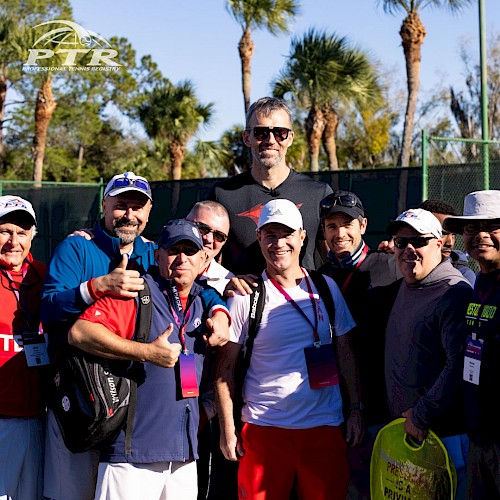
[147,324,182,368]
[92,253,144,298]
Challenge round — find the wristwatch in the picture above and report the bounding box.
[350,402,365,412]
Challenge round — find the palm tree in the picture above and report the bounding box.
[273,29,383,171]
[225,0,299,116]
[138,81,213,180]
[378,0,472,166]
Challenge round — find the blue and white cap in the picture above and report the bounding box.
[158,219,203,250]
[104,171,152,200]
[0,195,37,225]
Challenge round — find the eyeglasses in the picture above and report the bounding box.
[248,126,292,142]
[193,221,228,243]
[166,245,199,256]
[320,194,363,218]
[106,177,151,195]
[463,223,500,235]
[393,236,436,249]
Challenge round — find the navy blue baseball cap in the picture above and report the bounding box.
[158,219,203,250]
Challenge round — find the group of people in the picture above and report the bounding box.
[0,96,499,500]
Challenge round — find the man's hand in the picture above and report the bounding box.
[345,410,364,447]
[67,228,94,240]
[93,254,145,298]
[146,323,181,368]
[204,313,230,347]
[377,239,394,254]
[220,429,245,461]
[402,408,428,443]
[224,274,259,298]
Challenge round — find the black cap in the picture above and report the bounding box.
[320,190,365,220]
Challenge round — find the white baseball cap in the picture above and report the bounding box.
[387,208,442,238]
[443,190,500,233]
[257,199,303,231]
[104,171,152,200]
[0,195,37,225]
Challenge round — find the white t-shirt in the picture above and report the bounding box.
[199,260,234,296]
[228,270,355,429]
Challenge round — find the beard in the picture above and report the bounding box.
[112,217,141,245]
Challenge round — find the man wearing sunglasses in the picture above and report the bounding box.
[443,190,500,498]
[385,208,472,500]
[0,196,46,499]
[67,219,229,500]
[209,97,332,276]
[318,189,402,498]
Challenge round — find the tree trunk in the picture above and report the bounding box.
[169,140,185,181]
[33,76,57,183]
[322,106,339,170]
[305,106,326,172]
[77,143,84,182]
[239,28,254,117]
[398,12,426,167]
[0,74,6,162]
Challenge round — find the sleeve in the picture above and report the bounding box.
[324,276,356,337]
[199,285,230,321]
[40,237,92,327]
[227,294,250,345]
[79,296,137,340]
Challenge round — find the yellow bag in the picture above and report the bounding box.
[370,418,457,500]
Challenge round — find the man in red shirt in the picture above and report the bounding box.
[0,195,47,499]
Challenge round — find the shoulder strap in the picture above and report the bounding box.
[309,270,336,331]
[125,279,152,455]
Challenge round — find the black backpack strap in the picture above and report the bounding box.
[125,280,152,454]
[243,275,265,372]
[309,270,336,332]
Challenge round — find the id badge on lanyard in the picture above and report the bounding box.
[463,335,483,385]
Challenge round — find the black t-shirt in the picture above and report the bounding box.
[208,169,332,275]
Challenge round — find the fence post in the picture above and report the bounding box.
[421,130,428,202]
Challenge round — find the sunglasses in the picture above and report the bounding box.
[463,223,500,235]
[108,177,151,194]
[249,126,292,142]
[166,245,199,256]
[194,221,228,243]
[320,194,363,217]
[393,236,436,249]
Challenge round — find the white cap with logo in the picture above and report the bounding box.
[257,199,303,231]
[0,195,37,225]
[387,208,442,238]
[104,171,152,200]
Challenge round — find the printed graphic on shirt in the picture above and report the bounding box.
[465,301,498,329]
[237,202,303,226]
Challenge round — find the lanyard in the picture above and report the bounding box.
[1,259,30,303]
[268,268,321,346]
[165,283,192,354]
[341,244,369,294]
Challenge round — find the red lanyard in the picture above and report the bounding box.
[268,268,321,346]
[1,259,30,303]
[341,245,369,294]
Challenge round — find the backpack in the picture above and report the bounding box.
[234,270,336,426]
[48,282,152,453]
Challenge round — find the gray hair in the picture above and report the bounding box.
[245,97,293,129]
[187,201,229,221]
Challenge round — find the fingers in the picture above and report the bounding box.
[118,253,128,270]
[161,323,174,340]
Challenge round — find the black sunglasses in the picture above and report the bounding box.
[166,245,199,256]
[320,194,363,217]
[248,126,292,142]
[194,221,228,243]
[393,236,436,249]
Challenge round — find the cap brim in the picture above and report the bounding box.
[105,186,152,200]
[159,235,203,251]
[442,215,500,233]
[323,206,363,220]
[258,220,301,231]
[0,208,36,225]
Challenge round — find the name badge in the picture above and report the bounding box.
[463,335,483,385]
[304,344,339,389]
[179,353,199,398]
[21,331,49,367]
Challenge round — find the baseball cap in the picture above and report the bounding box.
[320,190,365,220]
[158,219,203,250]
[0,195,37,225]
[443,190,500,233]
[387,208,442,238]
[104,171,152,200]
[257,199,303,231]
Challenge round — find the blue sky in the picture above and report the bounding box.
[69,0,499,142]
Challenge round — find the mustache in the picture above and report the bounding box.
[114,218,139,228]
